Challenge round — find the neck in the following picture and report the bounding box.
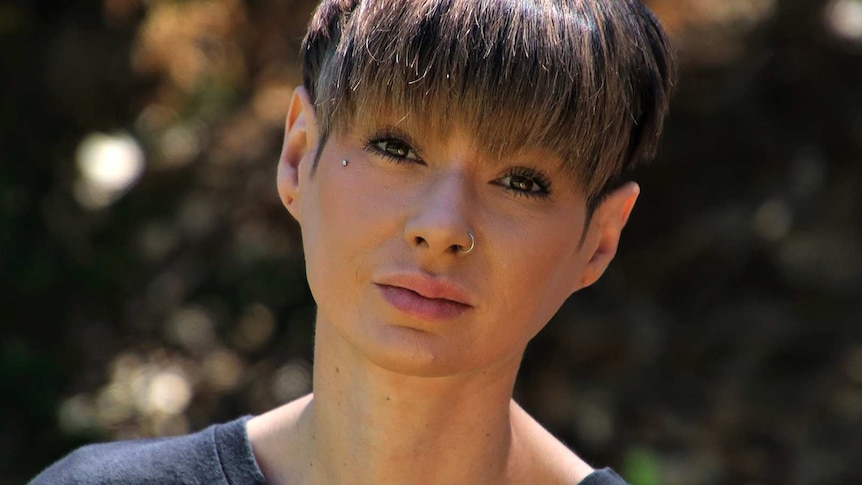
[297,318,523,485]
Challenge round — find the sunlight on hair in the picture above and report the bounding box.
[826,0,862,42]
[74,132,145,210]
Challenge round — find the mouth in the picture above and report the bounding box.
[376,284,472,320]
[374,273,474,320]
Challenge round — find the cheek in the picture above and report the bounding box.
[301,160,406,287]
[316,163,408,242]
[489,221,583,331]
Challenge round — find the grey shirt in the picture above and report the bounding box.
[31,417,628,484]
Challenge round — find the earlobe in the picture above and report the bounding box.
[277,86,319,223]
[579,182,640,289]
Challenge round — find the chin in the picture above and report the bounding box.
[359,324,476,378]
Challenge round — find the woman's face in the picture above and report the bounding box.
[281,94,630,378]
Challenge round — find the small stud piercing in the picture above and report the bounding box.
[458,231,475,254]
[341,159,349,167]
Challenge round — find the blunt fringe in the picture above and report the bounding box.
[302,0,675,207]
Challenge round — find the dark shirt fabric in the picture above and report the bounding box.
[31,417,628,484]
[580,468,629,485]
[31,416,266,485]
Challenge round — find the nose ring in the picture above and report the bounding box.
[457,232,475,254]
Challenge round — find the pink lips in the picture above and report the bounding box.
[375,273,473,320]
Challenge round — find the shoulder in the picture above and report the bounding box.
[30,430,223,485]
[30,417,265,485]
[509,401,629,485]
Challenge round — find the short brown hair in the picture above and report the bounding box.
[302,0,675,209]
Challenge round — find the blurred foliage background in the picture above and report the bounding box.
[2,0,861,483]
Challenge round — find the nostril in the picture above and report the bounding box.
[414,236,427,247]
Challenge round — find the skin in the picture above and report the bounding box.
[247,86,639,485]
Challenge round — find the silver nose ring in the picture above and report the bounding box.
[458,232,475,254]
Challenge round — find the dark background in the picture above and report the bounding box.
[2,0,861,483]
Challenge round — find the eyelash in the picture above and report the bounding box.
[496,167,552,199]
[364,136,422,164]
[363,135,552,199]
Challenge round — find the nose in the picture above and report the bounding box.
[404,171,474,257]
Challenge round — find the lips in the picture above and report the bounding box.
[375,273,474,320]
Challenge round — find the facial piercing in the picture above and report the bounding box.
[341,159,349,167]
[458,231,475,254]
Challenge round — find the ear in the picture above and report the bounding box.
[277,86,319,223]
[578,182,640,289]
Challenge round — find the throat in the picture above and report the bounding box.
[257,315,527,484]
[305,391,516,485]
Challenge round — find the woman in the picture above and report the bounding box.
[33,0,674,483]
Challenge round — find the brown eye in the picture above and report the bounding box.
[495,167,551,199]
[500,174,543,194]
[373,139,419,160]
[509,175,535,192]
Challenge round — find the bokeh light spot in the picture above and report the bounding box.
[167,306,217,352]
[160,123,203,168]
[753,198,793,242]
[827,0,862,43]
[146,369,193,415]
[844,347,862,384]
[57,394,97,435]
[95,383,134,427]
[233,303,275,351]
[74,132,145,210]
[202,349,243,392]
[272,361,311,403]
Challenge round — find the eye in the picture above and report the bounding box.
[496,168,551,199]
[507,174,538,192]
[368,138,421,163]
